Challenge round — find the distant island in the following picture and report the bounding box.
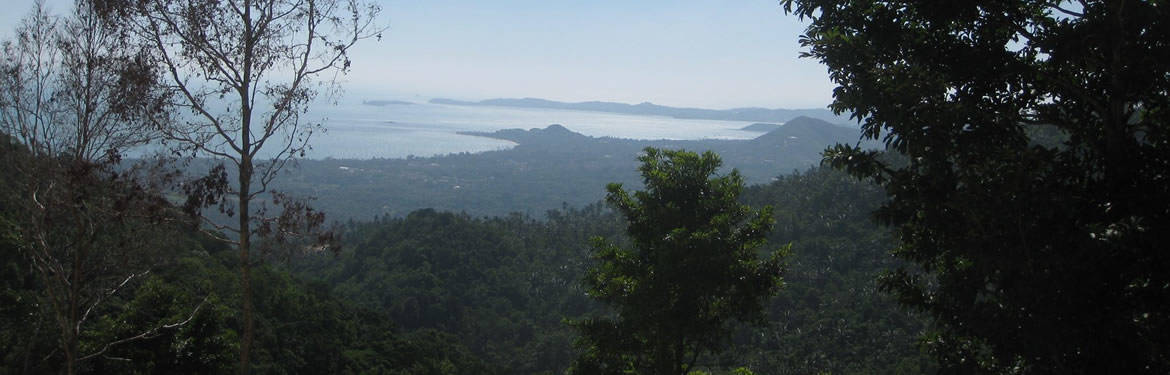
[362,100,413,106]
[278,116,874,220]
[741,123,783,132]
[429,97,852,125]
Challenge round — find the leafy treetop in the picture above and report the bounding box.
[572,148,787,375]
[782,0,1170,372]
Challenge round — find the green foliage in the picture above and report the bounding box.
[0,230,490,374]
[0,140,484,373]
[0,131,200,373]
[784,0,1170,372]
[3,150,937,373]
[300,165,935,375]
[571,148,786,375]
[686,366,756,375]
[0,209,56,374]
[732,167,933,374]
[308,206,624,374]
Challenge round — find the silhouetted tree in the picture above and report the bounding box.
[783,0,1170,372]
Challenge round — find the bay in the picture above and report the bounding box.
[301,100,766,159]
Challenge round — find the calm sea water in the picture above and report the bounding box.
[300,101,765,159]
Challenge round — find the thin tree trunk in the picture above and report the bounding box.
[64,329,76,375]
[65,223,83,375]
[22,310,43,374]
[238,2,255,371]
[238,155,253,375]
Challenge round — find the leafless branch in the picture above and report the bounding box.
[78,296,209,362]
[78,270,152,331]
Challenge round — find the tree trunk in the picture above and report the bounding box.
[65,223,83,375]
[238,2,255,371]
[238,156,253,375]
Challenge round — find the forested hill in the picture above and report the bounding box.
[277,116,870,220]
[292,166,932,374]
[429,97,852,124]
[3,130,928,374]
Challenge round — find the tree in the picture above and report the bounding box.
[781,0,1169,372]
[127,0,382,372]
[0,0,165,161]
[571,148,787,375]
[0,2,198,373]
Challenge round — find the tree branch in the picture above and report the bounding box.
[78,295,209,362]
[78,270,151,332]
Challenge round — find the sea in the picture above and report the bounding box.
[299,100,767,159]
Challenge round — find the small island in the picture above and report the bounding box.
[740,123,783,132]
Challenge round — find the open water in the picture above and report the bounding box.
[301,100,766,159]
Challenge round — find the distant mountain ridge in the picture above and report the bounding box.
[278,116,875,219]
[429,97,852,125]
[455,114,870,185]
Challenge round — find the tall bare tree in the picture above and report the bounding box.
[0,1,194,373]
[1,2,62,159]
[129,0,382,371]
[1,0,165,160]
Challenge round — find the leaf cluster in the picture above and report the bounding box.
[573,148,787,375]
[783,0,1170,372]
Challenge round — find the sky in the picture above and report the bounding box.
[0,0,835,109]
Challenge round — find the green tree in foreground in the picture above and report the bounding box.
[782,0,1169,372]
[571,148,787,375]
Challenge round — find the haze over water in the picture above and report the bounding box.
[303,100,767,159]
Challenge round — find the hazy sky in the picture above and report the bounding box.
[1,0,835,109]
